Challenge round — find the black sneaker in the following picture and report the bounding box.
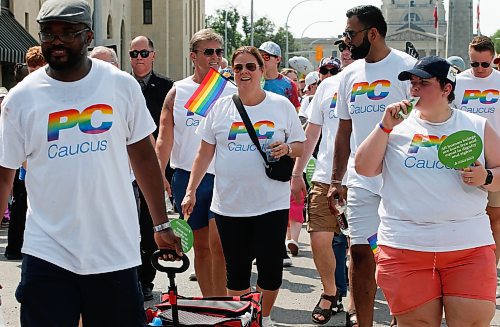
[283,253,292,267]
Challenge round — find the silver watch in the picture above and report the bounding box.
[153,221,171,233]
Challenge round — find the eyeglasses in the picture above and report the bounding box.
[342,27,372,41]
[193,48,224,57]
[319,67,339,75]
[38,28,89,43]
[233,63,258,73]
[260,53,277,61]
[129,49,152,59]
[470,61,491,68]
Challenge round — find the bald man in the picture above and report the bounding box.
[129,35,174,301]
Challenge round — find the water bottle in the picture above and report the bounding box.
[262,139,279,162]
[334,196,349,236]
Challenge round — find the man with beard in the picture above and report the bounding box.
[327,5,416,326]
[0,0,181,325]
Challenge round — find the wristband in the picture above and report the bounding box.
[153,221,171,233]
[378,122,392,134]
[331,180,342,184]
[291,173,302,178]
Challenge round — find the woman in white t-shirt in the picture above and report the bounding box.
[182,46,305,327]
[355,56,500,326]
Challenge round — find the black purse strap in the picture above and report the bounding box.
[232,94,269,166]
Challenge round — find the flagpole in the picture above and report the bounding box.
[408,0,410,30]
[435,0,439,57]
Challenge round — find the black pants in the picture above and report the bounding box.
[5,170,27,257]
[137,187,157,289]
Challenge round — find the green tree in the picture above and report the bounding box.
[492,29,500,54]
[272,26,298,61]
[242,16,276,48]
[205,8,243,59]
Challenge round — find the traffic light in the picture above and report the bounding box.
[315,45,323,62]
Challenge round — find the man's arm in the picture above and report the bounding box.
[128,137,182,256]
[0,166,15,215]
[155,87,176,194]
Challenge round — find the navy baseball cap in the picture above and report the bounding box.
[398,56,458,87]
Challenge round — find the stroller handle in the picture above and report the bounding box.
[151,249,190,274]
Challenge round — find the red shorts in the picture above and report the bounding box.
[376,244,497,315]
[289,194,304,223]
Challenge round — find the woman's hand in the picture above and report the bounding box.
[270,141,290,159]
[181,191,196,217]
[381,100,411,130]
[460,160,488,187]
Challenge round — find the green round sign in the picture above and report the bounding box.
[437,130,483,169]
[170,219,194,253]
[305,158,316,185]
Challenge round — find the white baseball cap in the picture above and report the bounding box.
[258,41,282,57]
[304,71,320,92]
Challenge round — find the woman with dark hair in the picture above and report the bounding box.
[182,46,305,327]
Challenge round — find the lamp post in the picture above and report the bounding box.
[250,0,254,46]
[300,20,334,50]
[285,0,322,67]
[224,10,228,58]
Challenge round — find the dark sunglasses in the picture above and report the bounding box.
[129,49,152,58]
[193,48,224,56]
[342,26,372,41]
[233,63,258,73]
[319,67,339,75]
[260,52,277,61]
[470,61,490,68]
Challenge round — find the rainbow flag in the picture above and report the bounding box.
[368,233,378,254]
[184,68,228,117]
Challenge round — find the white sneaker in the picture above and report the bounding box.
[262,316,275,327]
[189,270,197,281]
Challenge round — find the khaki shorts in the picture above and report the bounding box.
[488,191,500,207]
[306,182,339,233]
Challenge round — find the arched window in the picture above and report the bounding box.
[404,13,421,22]
[143,0,152,24]
[106,15,112,39]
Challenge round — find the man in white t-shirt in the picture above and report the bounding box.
[155,29,236,297]
[0,0,181,325]
[452,35,500,264]
[327,5,416,326]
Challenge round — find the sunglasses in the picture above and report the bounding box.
[260,53,277,61]
[193,48,224,56]
[342,26,372,41]
[233,63,258,73]
[470,61,491,68]
[129,49,152,58]
[319,67,339,75]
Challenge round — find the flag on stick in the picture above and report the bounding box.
[433,3,438,29]
[184,68,228,117]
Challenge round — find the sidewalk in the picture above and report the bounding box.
[2,221,500,326]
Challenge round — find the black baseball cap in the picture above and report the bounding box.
[398,56,458,88]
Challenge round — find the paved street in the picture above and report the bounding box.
[2,220,500,326]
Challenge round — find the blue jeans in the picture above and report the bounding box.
[16,255,146,326]
[333,233,348,297]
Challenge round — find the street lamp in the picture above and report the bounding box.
[285,0,323,67]
[300,20,334,50]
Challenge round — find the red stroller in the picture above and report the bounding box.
[146,250,262,327]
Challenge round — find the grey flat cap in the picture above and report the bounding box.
[37,0,92,28]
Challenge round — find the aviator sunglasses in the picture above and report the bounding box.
[129,49,152,59]
[193,48,224,56]
[233,63,258,73]
[470,61,491,68]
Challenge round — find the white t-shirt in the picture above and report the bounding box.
[0,59,156,274]
[307,74,346,184]
[452,68,500,133]
[379,108,493,251]
[337,49,416,194]
[172,76,237,174]
[298,95,313,119]
[196,91,306,216]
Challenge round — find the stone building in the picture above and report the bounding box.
[446,0,473,64]
[0,0,204,87]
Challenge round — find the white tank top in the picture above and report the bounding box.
[378,108,494,251]
[172,76,236,174]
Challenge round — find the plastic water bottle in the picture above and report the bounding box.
[262,139,279,162]
[335,200,349,236]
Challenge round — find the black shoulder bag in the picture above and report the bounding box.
[232,94,294,182]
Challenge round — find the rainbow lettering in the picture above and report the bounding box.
[408,134,447,154]
[350,79,391,102]
[47,104,113,142]
[461,89,499,105]
[228,120,275,140]
[368,233,378,254]
[330,92,337,108]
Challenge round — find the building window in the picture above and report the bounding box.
[404,13,421,22]
[107,15,112,39]
[24,12,29,31]
[143,0,152,24]
[410,0,415,7]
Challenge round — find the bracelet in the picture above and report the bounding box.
[378,122,392,134]
[331,180,342,184]
[153,221,171,233]
[291,173,302,178]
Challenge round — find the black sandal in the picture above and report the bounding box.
[346,311,358,327]
[311,293,337,325]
